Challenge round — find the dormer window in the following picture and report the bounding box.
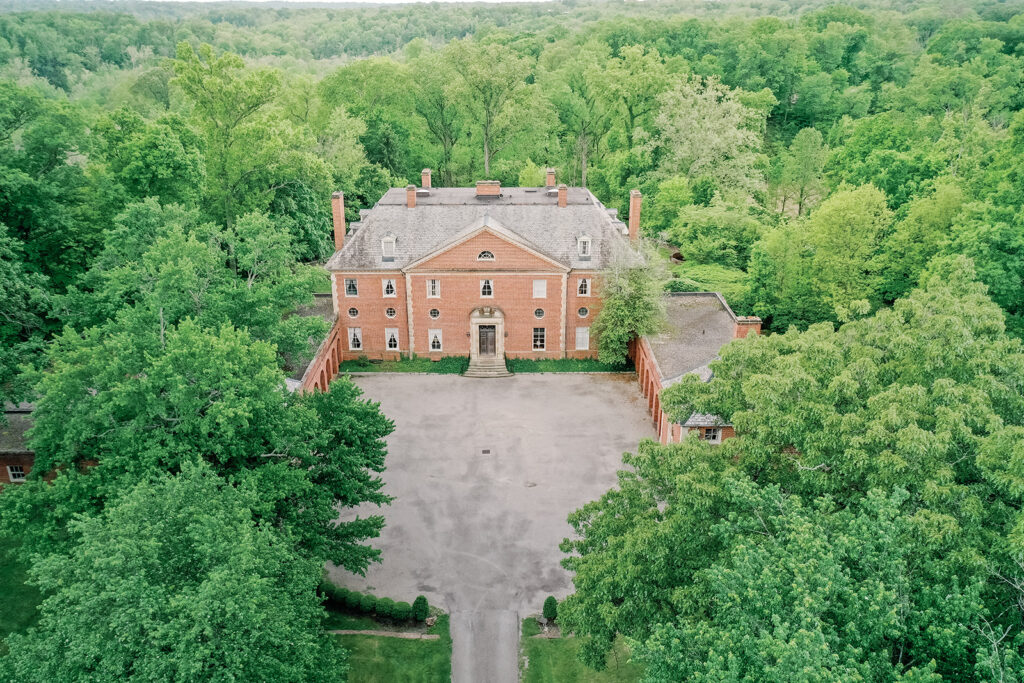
[477,250,495,261]
[578,236,591,260]
[381,236,396,262]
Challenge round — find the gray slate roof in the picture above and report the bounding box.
[326,186,629,271]
[646,293,738,386]
[0,404,33,455]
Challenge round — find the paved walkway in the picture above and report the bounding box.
[327,629,440,640]
[329,374,655,683]
[450,609,520,683]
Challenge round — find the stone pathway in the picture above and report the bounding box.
[327,629,440,640]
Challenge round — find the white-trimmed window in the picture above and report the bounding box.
[385,307,397,318]
[578,278,590,296]
[7,465,26,482]
[348,327,362,351]
[575,327,590,350]
[385,328,400,351]
[477,250,495,261]
[382,279,396,297]
[702,427,722,444]
[381,236,396,262]
[480,279,493,297]
[578,236,591,259]
[533,328,546,350]
[427,279,440,298]
[532,279,547,298]
[344,278,358,297]
[429,329,443,352]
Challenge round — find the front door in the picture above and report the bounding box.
[478,325,496,356]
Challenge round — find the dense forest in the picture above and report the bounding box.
[2,0,1024,680]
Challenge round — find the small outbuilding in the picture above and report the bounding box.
[630,292,760,444]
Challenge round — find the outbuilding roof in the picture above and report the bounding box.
[645,292,739,386]
[0,404,33,455]
[326,186,628,271]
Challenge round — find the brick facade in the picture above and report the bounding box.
[328,230,604,364]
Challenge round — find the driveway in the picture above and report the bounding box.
[328,373,655,683]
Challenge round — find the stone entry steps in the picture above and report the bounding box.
[463,357,512,378]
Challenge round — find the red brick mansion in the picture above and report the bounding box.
[305,169,639,383]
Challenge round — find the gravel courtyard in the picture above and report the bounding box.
[327,373,655,683]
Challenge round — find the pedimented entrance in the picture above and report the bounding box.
[466,307,510,377]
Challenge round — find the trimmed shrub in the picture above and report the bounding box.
[393,601,413,621]
[412,595,429,621]
[543,596,558,621]
[433,356,469,374]
[358,593,377,614]
[375,597,396,619]
[331,587,351,609]
[343,589,362,610]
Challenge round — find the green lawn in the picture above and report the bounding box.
[0,537,42,655]
[521,619,641,683]
[335,615,452,683]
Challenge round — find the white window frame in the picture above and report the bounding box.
[702,427,722,444]
[385,327,400,351]
[575,326,590,350]
[348,327,362,351]
[533,327,546,350]
[477,250,495,261]
[427,279,441,298]
[382,278,397,298]
[480,279,494,298]
[578,278,590,296]
[428,329,443,352]
[381,236,396,262]
[7,465,26,482]
[578,236,591,259]
[532,279,547,298]
[344,278,358,297]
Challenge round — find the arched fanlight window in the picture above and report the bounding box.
[477,250,495,261]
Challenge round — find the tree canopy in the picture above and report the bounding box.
[560,258,1024,679]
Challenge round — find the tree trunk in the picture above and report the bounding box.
[580,135,589,187]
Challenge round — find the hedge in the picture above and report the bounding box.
[319,582,428,623]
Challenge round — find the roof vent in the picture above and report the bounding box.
[476,180,501,198]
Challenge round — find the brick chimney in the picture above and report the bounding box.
[628,189,642,242]
[421,168,432,189]
[734,316,762,338]
[546,167,556,187]
[558,183,568,208]
[331,191,346,250]
[406,185,416,208]
[476,180,500,197]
